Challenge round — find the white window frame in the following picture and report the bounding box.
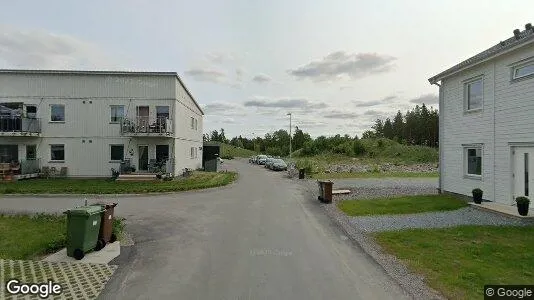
[110,105,125,123]
[463,144,483,179]
[50,104,65,122]
[190,147,195,159]
[512,62,534,80]
[110,144,125,162]
[463,76,484,112]
[50,144,65,162]
[191,117,194,129]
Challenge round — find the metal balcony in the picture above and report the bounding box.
[120,117,173,137]
[0,116,41,136]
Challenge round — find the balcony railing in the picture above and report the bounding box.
[120,117,173,136]
[0,159,40,176]
[0,116,41,134]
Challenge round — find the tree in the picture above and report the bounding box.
[210,130,220,142]
[372,119,384,137]
[383,118,394,139]
[392,111,404,142]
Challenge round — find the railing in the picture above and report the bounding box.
[118,158,174,174]
[120,117,173,135]
[0,116,41,133]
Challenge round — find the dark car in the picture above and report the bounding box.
[270,159,288,171]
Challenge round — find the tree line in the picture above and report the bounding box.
[203,103,439,157]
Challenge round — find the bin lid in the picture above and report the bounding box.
[66,205,104,216]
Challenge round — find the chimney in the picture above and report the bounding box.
[513,29,521,39]
[526,23,533,31]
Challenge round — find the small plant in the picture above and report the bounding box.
[110,168,120,180]
[516,196,530,216]
[472,188,483,204]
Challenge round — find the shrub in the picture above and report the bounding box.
[516,196,530,205]
[353,140,366,156]
[472,188,483,196]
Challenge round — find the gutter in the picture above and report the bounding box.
[430,81,443,193]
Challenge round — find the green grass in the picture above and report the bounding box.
[0,214,67,260]
[0,213,127,260]
[0,171,237,194]
[373,226,534,300]
[311,171,438,179]
[220,143,258,158]
[338,194,467,216]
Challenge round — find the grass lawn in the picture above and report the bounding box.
[338,194,467,216]
[0,171,237,194]
[0,214,67,260]
[373,226,534,300]
[311,171,438,179]
[1,213,127,261]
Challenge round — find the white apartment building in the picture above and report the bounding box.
[0,69,204,178]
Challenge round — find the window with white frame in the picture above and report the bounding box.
[191,117,194,129]
[513,63,534,80]
[195,147,198,158]
[110,145,124,161]
[194,118,198,130]
[50,144,65,161]
[464,78,483,111]
[110,105,125,123]
[465,146,482,176]
[50,104,65,122]
[190,147,195,158]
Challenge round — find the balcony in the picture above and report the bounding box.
[0,159,41,180]
[120,117,173,137]
[0,116,41,136]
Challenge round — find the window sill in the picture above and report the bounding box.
[49,121,65,123]
[109,160,123,163]
[110,122,121,124]
[511,73,534,83]
[464,174,482,180]
[49,160,65,163]
[464,108,483,114]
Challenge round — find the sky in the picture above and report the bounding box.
[0,0,533,138]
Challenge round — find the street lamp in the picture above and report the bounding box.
[287,113,292,158]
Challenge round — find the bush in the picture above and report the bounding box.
[333,141,354,156]
[353,140,366,156]
[516,196,530,205]
[472,188,483,196]
[301,141,318,156]
[221,155,234,160]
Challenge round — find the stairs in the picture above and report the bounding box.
[116,173,158,181]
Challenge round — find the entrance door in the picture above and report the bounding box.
[138,145,149,171]
[513,147,534,201]
[136,106,149,133]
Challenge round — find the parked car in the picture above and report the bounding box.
[265,158,275,168]
[249,156,255,163]
[271,159,288,171]
[256,155,268,165]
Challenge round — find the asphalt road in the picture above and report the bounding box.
[0,159,411,300]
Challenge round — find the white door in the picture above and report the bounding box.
[513,147,534,201]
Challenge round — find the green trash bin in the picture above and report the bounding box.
[64,205,105,260]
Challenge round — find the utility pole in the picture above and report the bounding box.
[287,113,292,158]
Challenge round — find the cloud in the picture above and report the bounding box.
[409,93,439,105]
[235,68,244,82]
[353,95,397,107]
[243,97,329,116]
[202,101,246,116]
[205,52,237,64]
[339,86,353,90]
[0,24,117,69]
[363,109,383,116]
[184,68,226,83]
[323,112,359,119]
[252,73,272,83]
[288,51,396,82]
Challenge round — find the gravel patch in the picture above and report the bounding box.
[349,207,534,233]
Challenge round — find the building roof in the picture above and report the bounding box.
[0,69,204,115]
[428,24,534,84]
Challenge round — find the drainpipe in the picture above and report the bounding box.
[431,81,443,194]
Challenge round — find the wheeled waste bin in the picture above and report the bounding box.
[91,202,118,248]
[299,169,306,179]
[64,205,105,260]
[317,180,334,203]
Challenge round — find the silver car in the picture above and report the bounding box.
[271,159,288,171]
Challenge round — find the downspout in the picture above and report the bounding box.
[431,81,443,194]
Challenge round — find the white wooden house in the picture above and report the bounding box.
[0,69,204,178]
[429,23,534,205]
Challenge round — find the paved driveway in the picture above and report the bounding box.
[0,159,410,300]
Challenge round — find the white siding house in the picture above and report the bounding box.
[429,23,534,205]
[0,70,204,178]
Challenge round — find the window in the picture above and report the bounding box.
[50,144,65,161]
[50,105,65,122]
[195,147,198,158]
[110,145,124,161]
[190,147,195,158]
[0,145,18,163]
[26,145,37,160]
[513,63,534,80]
[525,153,529,197]
[464,78,483,111]
[156,106,169,119]
[110,105,125,123]
[191,117,194,129]
[465,147,482,176]
[26,106,37,118]
[194,119,198,130]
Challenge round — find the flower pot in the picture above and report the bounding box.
[517,202,529,216]
[472,193,483,204]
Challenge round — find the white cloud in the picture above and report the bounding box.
[252,73,272,83]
